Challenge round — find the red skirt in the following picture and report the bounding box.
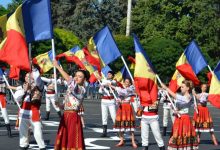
[54,111,85,150]
[113,103,135,132]
[168,114,198,150]
[192,105,214,132]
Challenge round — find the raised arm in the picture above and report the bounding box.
[53,60,70,81]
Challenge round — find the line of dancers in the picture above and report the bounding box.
[0,60,219,150]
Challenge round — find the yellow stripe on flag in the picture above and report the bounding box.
[209,74,220,95]
[6,5,25,36]
[134,53,155,80]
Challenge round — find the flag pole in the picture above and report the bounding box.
[2,75,20,109]
[208,65,213,73]
[51,39,58,98]
[156,74,180,118]
[120,56,134,82]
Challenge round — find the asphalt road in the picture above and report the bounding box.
[0,99,220,150]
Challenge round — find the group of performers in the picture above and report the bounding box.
[0,60,219,150]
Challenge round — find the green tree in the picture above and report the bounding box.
[127,0,220,82]
[0,5,9,16]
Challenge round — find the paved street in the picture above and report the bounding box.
[0,99,220,150]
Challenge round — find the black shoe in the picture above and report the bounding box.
[163,127,167,136]
[159,146,165,150]
[19,146,28,150]
[40,148,46,150]
[44,111,50,120]
[142,146,148,150]
[57,111,62,118]
[100,125,107,137]
[5,123,12,138]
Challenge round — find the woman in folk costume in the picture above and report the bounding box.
[161,80,199,150]
[109,78,137,148]
[192,83,218,145]
[53,60,89,150]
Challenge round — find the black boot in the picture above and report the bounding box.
[159,146,165,150]
[57,111,62,118]
[5,123,12,138]
[45,111,50,120]
[142,146,148,150]
[163,127,167,136]
[100,125,107,137]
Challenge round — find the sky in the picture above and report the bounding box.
[0,0,12,8]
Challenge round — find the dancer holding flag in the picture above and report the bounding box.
[110,78,137,148]
[161,80,198,150]
[192,83,218,145]
[133,35,165,150]
[8,66,46,150]
[53,60,89,150]
[98,71,117,137]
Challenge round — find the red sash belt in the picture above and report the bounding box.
[102,96,114,100]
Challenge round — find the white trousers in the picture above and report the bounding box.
[101,100,116,125]
[1,107,9,124]
[141,117,164,147]
[46,94,60,112]
[0,95,9,124]
[163,107,174,127]
[19,118,45,149]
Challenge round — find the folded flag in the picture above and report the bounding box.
[33,50,55,73]
[176,40,207,85]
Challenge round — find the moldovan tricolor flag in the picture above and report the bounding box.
[0,0,53,72]
[56,46,86,69]
[133,34,158,106]
[33,50,54,73]
[208,62,220,108]
[176,40,208,85]
[114,66,130,82]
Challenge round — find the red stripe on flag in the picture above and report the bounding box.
[0,30,30,71]
[134,77,158,106]
[9,66,20,80]
[169,79,179,93]
[177,63,200,85]
[83,47,101,71]
[208,94,220,108]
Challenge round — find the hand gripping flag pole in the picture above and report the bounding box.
[156,74,181,118]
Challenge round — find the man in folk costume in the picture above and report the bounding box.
[0,72,12,137]
[41,75,61,120]
[141,91,165,150]
[9,67,46,150]
[158,88,174,136]
[99,71,117,137]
